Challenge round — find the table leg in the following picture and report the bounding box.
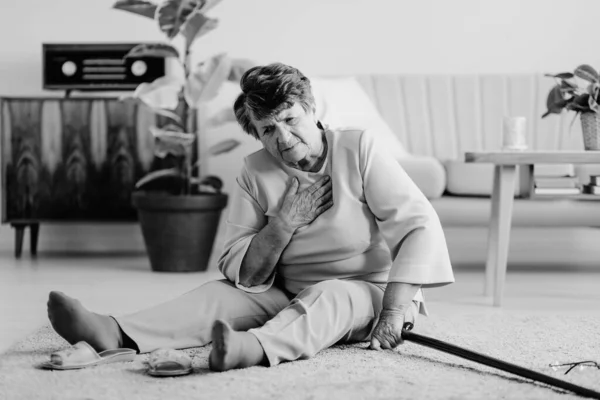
[484,168,501,296]
[484,165,517,306]
[30,223,40,257]
[12,224,26,259]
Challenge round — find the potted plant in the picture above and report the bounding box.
[542,64,600,150]
[113,0,251,272]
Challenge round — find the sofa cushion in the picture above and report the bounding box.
[399,155,446,199]
[444,160,522,197]
[310,76,409,159]
[444,161,600,197]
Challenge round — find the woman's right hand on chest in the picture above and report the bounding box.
[276,176,334,232]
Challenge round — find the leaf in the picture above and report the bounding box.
[113,0,158,19]
[153,141,186,158]
[161,123,185,132]
[560,79,578,91]
[544,72,575,80]
[156,0,202,39]
[165,57,187,82]
[191,175,223,192]
[150,125,195,158]
[197,0,223,13]
[181,12,219,51]
[133,75,184,110]
[207,107,237,127]
[228,58,257,82]
[150,107,183,124]
[125,43,180,59]
[567,93,591,113]
[184,53,232,107]
[574,93,591,108]
[587,83,600,99]
[135,168,182,189]
[575,64,600,83]
[151,125,195,143]
[542,85,568,118]
[208,139,240,156]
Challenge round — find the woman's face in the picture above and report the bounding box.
[251,102,324,171]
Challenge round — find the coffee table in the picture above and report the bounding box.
[464,150,600,306]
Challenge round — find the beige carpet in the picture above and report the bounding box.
[1,307,599,400]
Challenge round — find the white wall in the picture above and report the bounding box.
[1,0,599,263]
[2,0,599,96]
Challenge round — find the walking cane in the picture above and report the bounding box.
[401,322,600,400]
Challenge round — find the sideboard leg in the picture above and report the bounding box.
[11,224,26,259]
[30,223,40,257]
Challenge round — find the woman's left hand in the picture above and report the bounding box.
[369,309,406,350]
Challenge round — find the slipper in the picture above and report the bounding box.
[147,348,193,377]
[38,341,136,370]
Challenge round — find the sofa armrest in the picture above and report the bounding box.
[397,155,447,199]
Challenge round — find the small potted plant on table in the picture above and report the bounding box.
[543,64,600,150]
[113,0,252,272]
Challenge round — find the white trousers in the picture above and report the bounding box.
[114,279,419,366]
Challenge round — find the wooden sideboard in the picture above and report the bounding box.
[1,96,172,257]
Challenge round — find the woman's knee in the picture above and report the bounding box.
[199,279,232,291]
[190,279,238,299]
[295,280,379,308]
[201,279,234,290]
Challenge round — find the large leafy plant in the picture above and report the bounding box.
[113,0,250,195]
[542,64,600,121]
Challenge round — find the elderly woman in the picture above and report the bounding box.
[47,63,454,371]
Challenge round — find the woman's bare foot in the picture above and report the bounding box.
[209,320,266,372]
[47,291,121,352]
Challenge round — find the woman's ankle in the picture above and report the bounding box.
[110,317,140,353]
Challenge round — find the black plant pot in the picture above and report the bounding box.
[132,191,228,272]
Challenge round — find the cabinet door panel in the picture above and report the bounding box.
[2,98,157,221]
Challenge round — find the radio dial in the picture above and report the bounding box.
[131,60,147,76]
[61,61,77,76]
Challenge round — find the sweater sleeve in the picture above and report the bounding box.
[359,129,455,288]
[216,164,276,293]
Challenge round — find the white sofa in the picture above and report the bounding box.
[349,73,600,268]
[205,74,600,268]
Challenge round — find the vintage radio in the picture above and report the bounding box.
[43,43,166,92]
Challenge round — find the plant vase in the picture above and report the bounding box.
[580,112,600,150]
[132,191,228,272]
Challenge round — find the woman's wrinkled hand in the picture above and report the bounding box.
[277,176,333,231]
[369,309,407,350]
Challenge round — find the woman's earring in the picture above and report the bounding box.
[316,120,324,130]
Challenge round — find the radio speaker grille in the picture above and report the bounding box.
[43,43,166,91]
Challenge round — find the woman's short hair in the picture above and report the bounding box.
[233,63,315,139]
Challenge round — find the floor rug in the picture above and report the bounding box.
[1,306,598,400]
